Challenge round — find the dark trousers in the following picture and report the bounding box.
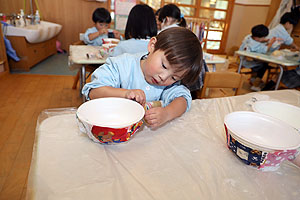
[252,63,269,79]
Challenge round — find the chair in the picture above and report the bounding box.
[199,71,245,99]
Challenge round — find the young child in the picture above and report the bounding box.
[82,27,203,128]
[268,12,299,52]
[239,24,276,91]
[110,4,157,57]
[158,4,187,32]
[155,8,162,31]
[83,8,121,46]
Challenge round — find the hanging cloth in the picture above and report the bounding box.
[268,0,293,29]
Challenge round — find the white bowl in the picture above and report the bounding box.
[224,111,300,151]
[224,111,300,171]
[253,101,300,131]
[76,98,145,144]
[102,38,120,44]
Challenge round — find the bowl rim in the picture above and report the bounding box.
[224,111,300,151]
[77,97,145,128]
[252,100,300,130]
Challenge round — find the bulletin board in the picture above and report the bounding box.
[114,0,136,31]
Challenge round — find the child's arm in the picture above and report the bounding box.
[88,28,108,41]
[144,97,187,128]
[89,86,146,106]
[113,30,122,40]
[267,37,276,51]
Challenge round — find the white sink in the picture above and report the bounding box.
[5,21,62,43]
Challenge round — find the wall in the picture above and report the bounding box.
[225,3,270,53]
[0,0,109,51]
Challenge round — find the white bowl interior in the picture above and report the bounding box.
[103,38,120,44]
[224,111,300,150]
[253,101,300,131]
[77,98,145,128]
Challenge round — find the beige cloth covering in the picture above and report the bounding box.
[26,90,300,200]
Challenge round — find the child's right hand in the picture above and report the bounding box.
[99,28,108,36]
[125,89,146,106]
[269,37,276,45]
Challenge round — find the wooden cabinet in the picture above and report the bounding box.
[6,36,57,71]
[0,26,9,76]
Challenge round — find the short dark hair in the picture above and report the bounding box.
[125,4,157,40]
[154,27,203,86]
[155,8,161,16]
[158,4,186,28]
[280,12,298,25]
[92,8,111,23]
[251,24,269,38]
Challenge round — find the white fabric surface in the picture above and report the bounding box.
[26,90,300,200]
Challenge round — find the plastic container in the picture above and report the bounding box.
[19,9,25,27]
[35,10,40,24]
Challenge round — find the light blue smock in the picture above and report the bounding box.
[109,38,150,57]
[267,24,293,51]
[82,52,192,112]
[239,34,268,68]
[83,27,108,46]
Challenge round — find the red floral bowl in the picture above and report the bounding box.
[76,98,145,144]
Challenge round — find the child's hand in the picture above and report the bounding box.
[125,89,146,106]
[113,30,121,40]
[269,37,276,45]
[99,28,108,36]
[144,107,169,128]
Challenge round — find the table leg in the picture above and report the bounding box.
[237,56,244,73]
[79,65,86,102]
[275,65,283,90]
[212,64,216,72]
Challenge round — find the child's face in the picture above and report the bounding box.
[95,22,109,31]
[141,38,186,86]
[254,37,266,43]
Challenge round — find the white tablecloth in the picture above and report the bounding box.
[26,90,300,200]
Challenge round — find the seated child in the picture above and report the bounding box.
[158,4,187,32]
[239,24,276,91]
[110,4,157,57]
[82,27,203,128]
[268,12,299,52]
[155,8,162,31]
[83,8,121,46]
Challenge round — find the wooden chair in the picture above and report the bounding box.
[200,71,245,99]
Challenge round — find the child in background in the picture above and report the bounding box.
[82,27,203,128]
[268,12,299,52]
[110,4,157,57]
[83,8,121,46]
[155,8,161,31]
[158,4,186,32]
[239,24,276,91]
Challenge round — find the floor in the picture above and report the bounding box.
[10,53,77,76]
[0,74,82,200]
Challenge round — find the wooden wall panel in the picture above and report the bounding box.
[0,0,109,51]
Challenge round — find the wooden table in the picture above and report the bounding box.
[69,45,107,99]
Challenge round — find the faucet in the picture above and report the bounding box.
[26,14,35,25]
